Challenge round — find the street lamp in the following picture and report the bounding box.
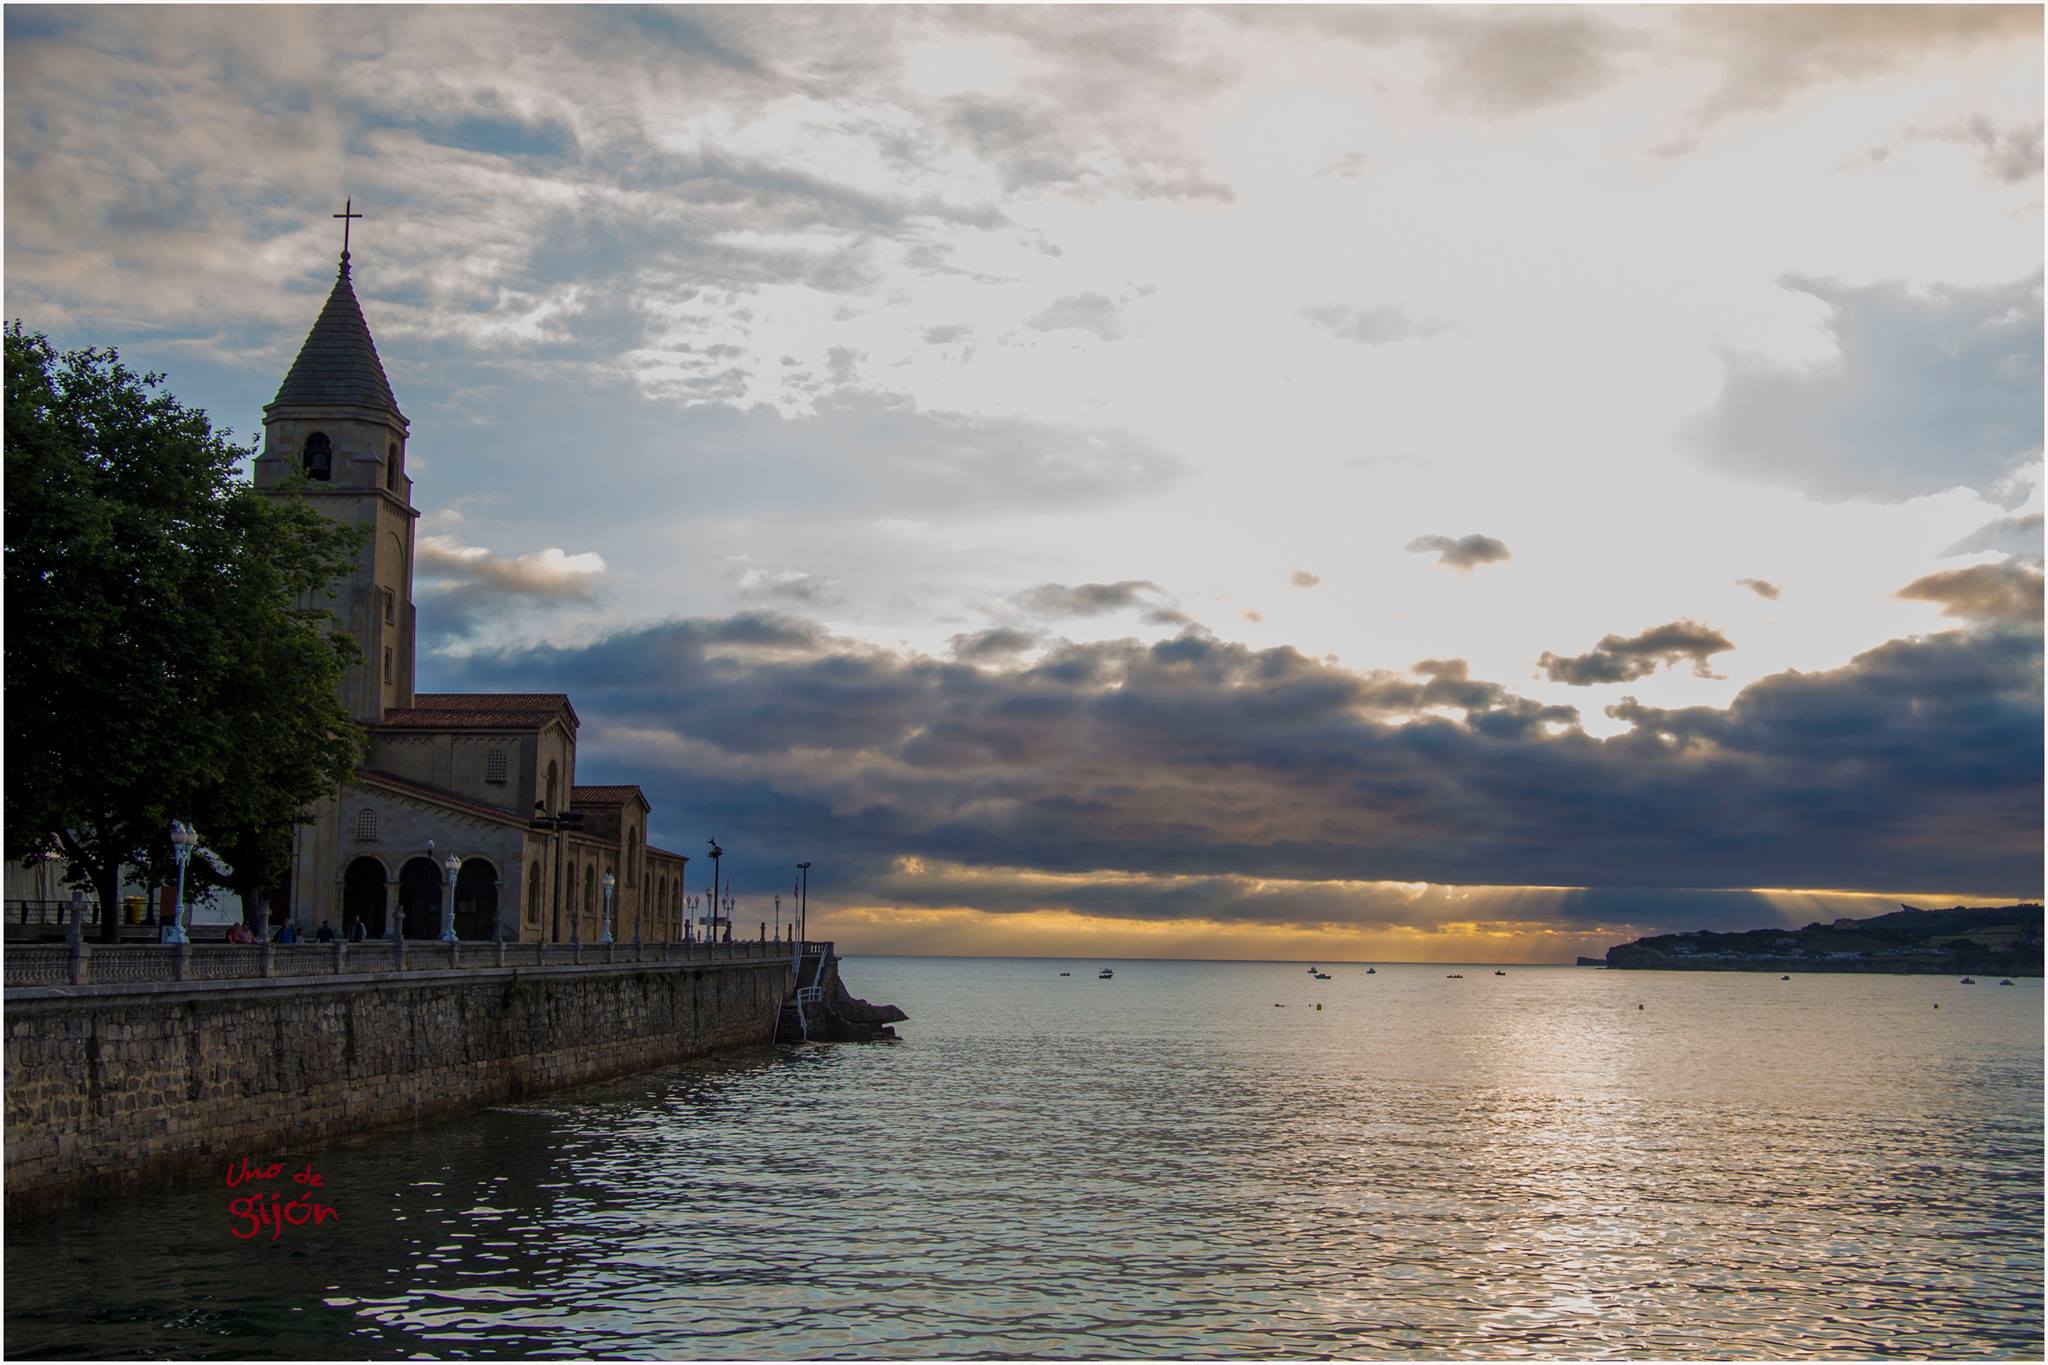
[601,870,616,944]
[441,854,461,942]
[684,859,700,945]
[774,893,781,942]
[796,861,811,949]
[706,840,722,941]
[164,821,199,944]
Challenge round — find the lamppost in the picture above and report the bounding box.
[529,802,585,941]
[796,861,811,949]
[721,886,735,943]
[774,893,781,942]
[164,821,199,944]
[706,840,722,942]
[441,854,461,942]
[684,895,698,943]
[684,859,700,945]
[601,870,616,944]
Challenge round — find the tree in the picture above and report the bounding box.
[4,324,364,940]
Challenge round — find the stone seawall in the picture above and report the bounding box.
[4,958,791,1207]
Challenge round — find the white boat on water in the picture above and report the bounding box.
[1098,968,1114,979]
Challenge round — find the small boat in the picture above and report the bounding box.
[1494,970,1506,976]
[1960,977,1975,985]
[1313,972,1331,980]
[1098,969,1113,979]
[1365,967,1375,974]
[1307,965,1318,974]
[1780,975,1791,981]
[1999,979,2015,986]
[1059,971,1070,976]
[1446,973,1463,979]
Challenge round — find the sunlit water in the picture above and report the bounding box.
[5,959,2041,1359]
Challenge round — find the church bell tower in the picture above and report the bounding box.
[253,206,417,725]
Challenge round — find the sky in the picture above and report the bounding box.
[5,4,2041,962]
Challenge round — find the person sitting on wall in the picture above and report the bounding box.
[225,922,252,945]
[314,919,335,943]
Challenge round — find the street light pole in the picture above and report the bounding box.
[706,840,722,943]
[165,821,198,944]
[796,861,811,950]
[601,871,616,944]
[441,854,461,942]
[677,855,689,942]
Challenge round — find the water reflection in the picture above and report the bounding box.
[4,961,2041,1359]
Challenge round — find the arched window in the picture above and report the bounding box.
[526,860,541,924]
[584,865,595,920]
[302,432,332,481]
[627,831,638,885]
[485,749,508,785]
[544,761,558,814]
[352,809,378,842]
[386,443,400,492]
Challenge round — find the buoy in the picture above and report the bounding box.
[1316,1002,1322,1011]
[1934,1003,1940,1009]
[1638,1003,1644,1010]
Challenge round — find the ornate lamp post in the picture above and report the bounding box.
[684,859,700,945]
[441,854,461,942]
[601,870,616,944]
[796,861,811,949]
[706,840,722,942]
[164,821,200,944]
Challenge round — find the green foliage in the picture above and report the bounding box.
[4,323,366,938]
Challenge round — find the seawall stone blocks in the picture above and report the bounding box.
[4,960,790,1206]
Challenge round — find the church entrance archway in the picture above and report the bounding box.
[398,858,442,939]
[342,858,387,939]
[455,859,498,941]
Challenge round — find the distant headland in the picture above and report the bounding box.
[1589,902,2044,975]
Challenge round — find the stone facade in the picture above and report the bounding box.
[5,958,790,1206]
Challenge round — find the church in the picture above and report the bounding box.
[254,235,693,944]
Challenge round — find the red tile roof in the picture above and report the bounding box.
[572,784,648,807]
[381,693,578,731]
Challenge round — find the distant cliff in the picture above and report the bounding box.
[1602,903,2044,975]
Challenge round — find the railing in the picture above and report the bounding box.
[2,936,804,990]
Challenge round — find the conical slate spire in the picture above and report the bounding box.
[270,256,405,419]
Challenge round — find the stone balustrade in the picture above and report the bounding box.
[3,936,794,991]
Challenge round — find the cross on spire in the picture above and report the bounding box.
[333,198,363,274]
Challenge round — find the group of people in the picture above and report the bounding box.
[224,917,369,944]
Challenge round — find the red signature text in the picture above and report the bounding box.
[225,1159,338,1240]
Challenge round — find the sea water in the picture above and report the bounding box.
[4,958,2041,1359]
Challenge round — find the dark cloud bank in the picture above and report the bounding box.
[426,612,2043,924]
[1540,619,1736,685]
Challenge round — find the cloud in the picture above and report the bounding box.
[1406,533,1511,571]
[1943,513,2044,566]
[417,535,606,598]
[1015,579,1194,627]
[949,627,1041,661]
[1912,115,2043,183]
[1897,563,2045,626]
[1301,303,1455,345]
[1736,578,1782,600]
[429,613,2042,908]
[1539,619,1736,685]
[1289,570,1321,589]
[735,565,838,606]
[1025,292,1130,341]
[1688,274,2044,503]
